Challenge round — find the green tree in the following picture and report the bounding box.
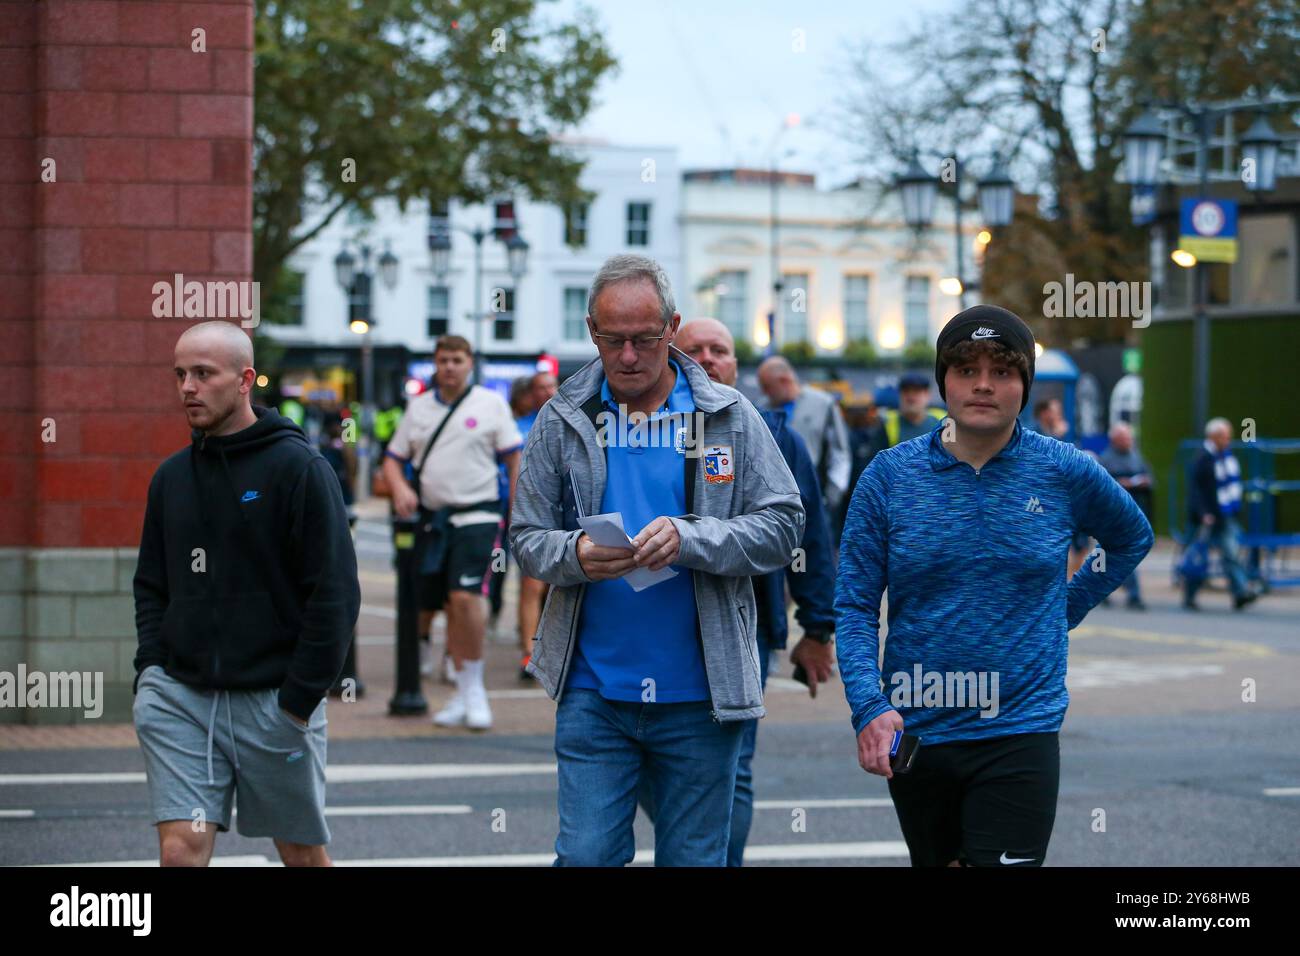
[843,337,877,367]
[780,341,815,364]
[254,0,616,295]
[836,0,1297,346]
[902,341,936,368]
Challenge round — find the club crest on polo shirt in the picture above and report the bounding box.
[703,445,734,483]
[970,326,1000,340]
[464,417,478,429]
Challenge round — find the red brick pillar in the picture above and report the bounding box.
[1,0,254,724]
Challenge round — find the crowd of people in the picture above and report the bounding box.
[129,253,1260,869]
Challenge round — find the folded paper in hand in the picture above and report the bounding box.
[579,512,678,592]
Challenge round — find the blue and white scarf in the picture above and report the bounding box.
[1206,440,1242,515]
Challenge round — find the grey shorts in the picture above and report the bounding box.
[132,665,330,846]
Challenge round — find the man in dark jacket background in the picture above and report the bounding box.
[674,317,836,866]
[1184,417,1256,611]
[133,320,360,866]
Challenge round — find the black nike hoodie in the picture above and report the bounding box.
[132,406,361,721]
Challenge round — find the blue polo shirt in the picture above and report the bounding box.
[567,361,707,702]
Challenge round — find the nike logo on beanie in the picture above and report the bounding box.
[934,305,1037,410]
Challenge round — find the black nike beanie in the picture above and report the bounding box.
[934,305,1036,410]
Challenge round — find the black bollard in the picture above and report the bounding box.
[329,633,365,699]
[388,515,429,715]
[331,514,365,700]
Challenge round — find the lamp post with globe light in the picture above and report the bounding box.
[1121,98,1293,431]
[895,150,1015,313]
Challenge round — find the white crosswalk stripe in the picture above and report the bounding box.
[36,841,910,867]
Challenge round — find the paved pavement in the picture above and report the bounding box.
[2,506,1297,865]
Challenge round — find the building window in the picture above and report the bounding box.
[428,198,450,243]
[348,271,371,326]
[493,287,515,340]
[626,202,651,246]
[715,271,747,341]
[904,276,930,344]
[563,286,587,341]
[1233,212,1294,307]
[493,199,517,241]
[782,272,809,343]
[427,285,450,339]
[564,202,589,247]
[843,275,870,342]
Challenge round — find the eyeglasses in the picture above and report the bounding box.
[590,320,670,353]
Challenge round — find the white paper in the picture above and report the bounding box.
[578,512,679,592]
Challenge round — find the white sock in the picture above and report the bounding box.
[461,658,485,692]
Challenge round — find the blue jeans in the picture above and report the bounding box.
[1185,516,1251,601]
[1122,571,1142,603]
[554,688,744,866]
[728,633,771,866]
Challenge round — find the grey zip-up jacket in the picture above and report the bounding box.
[508,346,806,722]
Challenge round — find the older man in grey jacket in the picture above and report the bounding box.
[509,254,805,866]
[757,355,851,516]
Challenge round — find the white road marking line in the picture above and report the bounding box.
[1263,787,1300,797]
[754,798,892,809]
[40,855,273,867]
[327,763,557,783]
[1,805,472,821]
[1065,661,1224,689]
[34,842,913,868]
[360,603,397,619]
[337,841,911,867]
[323,804,472,816]
[0,763,558,787]
[0,773,146,786]
[742,841,909,861]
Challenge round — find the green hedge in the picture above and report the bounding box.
[1142,314,1300,535]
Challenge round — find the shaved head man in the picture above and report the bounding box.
[756,355,799,406]
[676,318,738,387]
[173,320,258,436]
[756,354,851,521]
[672,316,839,865]
[132,320,359,867]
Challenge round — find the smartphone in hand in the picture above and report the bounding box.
[890,730,921,774]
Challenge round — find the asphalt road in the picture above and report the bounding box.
[2,517,1297,866]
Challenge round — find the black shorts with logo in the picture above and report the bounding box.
[887,731,1060,867]
[417,521,500,611]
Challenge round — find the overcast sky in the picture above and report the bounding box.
[551,0,952,188]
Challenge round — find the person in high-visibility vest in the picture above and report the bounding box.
[373,405,403,447]
[278,396,305,428]
[884,372,946,446]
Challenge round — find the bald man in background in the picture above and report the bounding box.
[663,319,837,865]
[757,355,851,524]
[132,320,360,866]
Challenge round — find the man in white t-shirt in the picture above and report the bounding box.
[382,335,523,729]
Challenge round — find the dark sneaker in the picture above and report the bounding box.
[1233,591,1258,610]
[1126,597,1147,611]
[1182,597,1200,611]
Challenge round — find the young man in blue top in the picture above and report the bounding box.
[835,305,1154,867]
[509,255,804,866]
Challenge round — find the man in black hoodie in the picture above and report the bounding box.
[132,320,360,866]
